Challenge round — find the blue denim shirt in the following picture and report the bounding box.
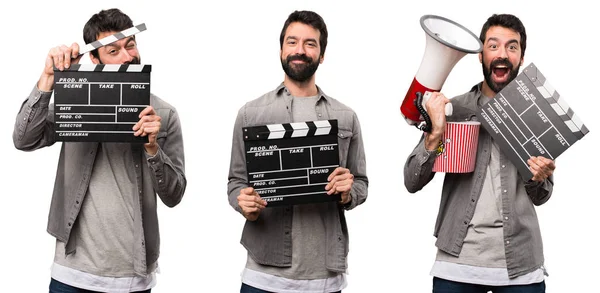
[404,83,553,278]
[227,83,368,273]
[13,86,187,276]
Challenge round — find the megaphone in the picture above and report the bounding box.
[401,15,483,132]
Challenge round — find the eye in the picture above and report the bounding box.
[489,44,498,49]
[287,40,297,45]
[509,44,518,51]
[108,49,118,55]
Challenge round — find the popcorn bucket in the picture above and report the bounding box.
[433,121,480,173]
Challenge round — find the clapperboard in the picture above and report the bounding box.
[477,63,589,179]
[53,64,151,142]
[243,120,341,206]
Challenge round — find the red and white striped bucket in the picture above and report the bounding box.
[433,121,480,173]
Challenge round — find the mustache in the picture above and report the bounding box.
[490,58,513,70]
[286,54,313,63]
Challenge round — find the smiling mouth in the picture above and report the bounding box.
[492,66,509,82]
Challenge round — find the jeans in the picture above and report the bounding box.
[240,283,341,293]
[433,277,546,293]
[49,278,151,293]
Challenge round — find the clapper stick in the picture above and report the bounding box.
[78,23,147,55]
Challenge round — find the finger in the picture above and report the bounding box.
[327,167,349,181]
[132,115,151,131]
[139,106,156,118]
[71,42,80,57]
[241,187,256,196]
[54,47,65,71]
[64,47,73,69]
[328,179,353,195]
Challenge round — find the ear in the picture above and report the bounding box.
[90,53,100,65]
[520,56,524,66]
[319,53,325,64]
[478,52,482,64]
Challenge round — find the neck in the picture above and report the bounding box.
[481,81,497,99]
[283,76,318,97]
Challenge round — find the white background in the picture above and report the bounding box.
[1,1,598,292]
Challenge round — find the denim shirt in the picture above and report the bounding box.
[13,86,187,276]
[227,83,368,273]
[404,83,553,278]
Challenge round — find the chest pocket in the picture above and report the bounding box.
[337,129,353,168]
[155,108,170,148]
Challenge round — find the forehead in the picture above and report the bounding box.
[485,26,521,43]
[284,22,320,41]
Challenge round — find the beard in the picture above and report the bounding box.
[482,57,519,93]
[281,54,320,82]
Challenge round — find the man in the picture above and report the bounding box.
[404,14,554,292]
[13,8,186,293]
[227,10,368,293]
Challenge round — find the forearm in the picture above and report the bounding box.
[13,86,56,151]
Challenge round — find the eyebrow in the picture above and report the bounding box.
[105,36,136,48]
[487,37,520,46]
[285,36,318,45]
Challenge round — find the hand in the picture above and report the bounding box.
[424,92,450,150]
[237,187,267,221]
[528,156,555,182]
[325,167,354,205]
[38,43,82,92]
[133,106,162,155]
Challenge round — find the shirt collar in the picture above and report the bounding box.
[275,82,330,103]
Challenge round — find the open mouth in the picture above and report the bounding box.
[492,65,510,83]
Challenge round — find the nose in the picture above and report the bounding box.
[293,43,306,55]
[498,46,508,59]
[119,49,134,64]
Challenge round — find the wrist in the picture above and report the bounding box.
[38,74,54,92]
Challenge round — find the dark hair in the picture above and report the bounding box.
[279,10,328,56]
[479,14,526,58]
[83,8,134,59]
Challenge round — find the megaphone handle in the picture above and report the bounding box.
[415,92,432,133]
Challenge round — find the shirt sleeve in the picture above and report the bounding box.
[343,112,368,211]
[146,108,187,207]
[227,106,248,214]
[13,85,56,150]
[404,133,437,193]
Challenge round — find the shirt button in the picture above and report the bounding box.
[504,216,509,220]
[415,173,418,176]
[318,113,322,117]
[502,165,506,168]
[503,190,507,193]
[506,240,510,244]
[158,179,162,183]
[139,190,142,194]
[285,231,290,235]
[135,164,139,168]
[471,198,475,202]
[463,221,468,225]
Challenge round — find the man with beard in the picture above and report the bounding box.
[404,14,554,292]
[227,10,368,293]
[12,8,186,292]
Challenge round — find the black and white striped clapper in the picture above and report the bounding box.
[477,62,589,179]
[79,23,147,55]
[53,64,151,142]
[243,120,341,206]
